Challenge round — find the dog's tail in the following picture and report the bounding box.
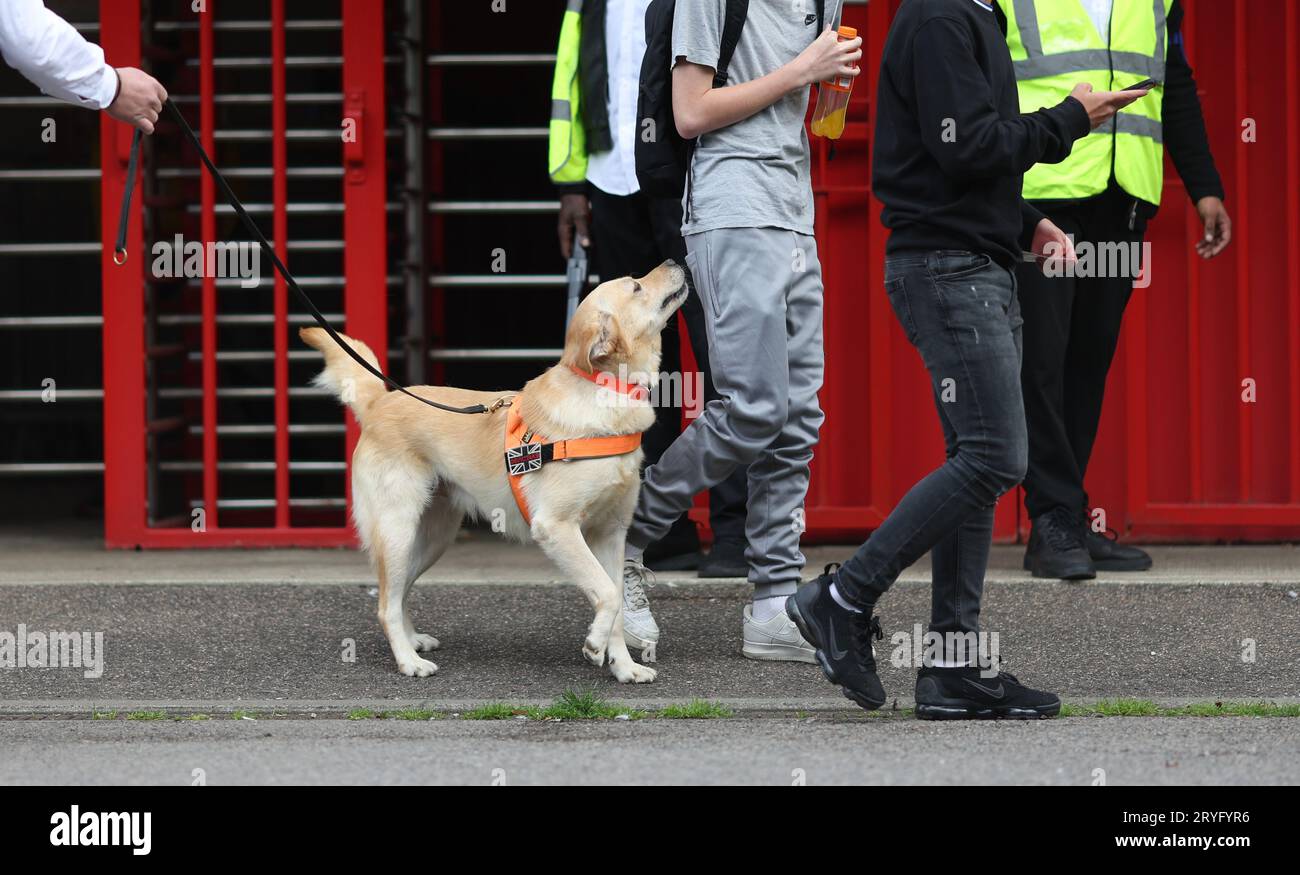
[299,327,386,425]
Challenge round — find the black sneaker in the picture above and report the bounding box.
[786,564,886,711]
[698,540,748,578]
[1024,507,1096,580]
[1082,517,1153,572]
[915,666,1061,720]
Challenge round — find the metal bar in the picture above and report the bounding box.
[427,53,554,65]
[0,243,100,254]
[429,200,558,213]
[155,19,342,31]
[184,128,398,140]
[403,0,427,385]
[1289,0,1300,503]
[156,313,342,326]
[429,2,447,390]
[98,0,146,547]
[427,127,547,140]
[0,463,105,475]
[429,274,595,287]
[187,498,348,509]
[0,168,99,179]
[272,0,291,529]
[429,349,561,361]
[184,56,355,67]
[185,348,400,361]
[1233,0,1251,503]
[157,167,344,178]
[0,316,102,328]
[170,92,343,104]
[189,424,345,436]
[200,5,219,528]
[185,203,370,213]
[342,0,389,516]
[174,276,400,289]
[0,389,104,401]
[159,461,346,473]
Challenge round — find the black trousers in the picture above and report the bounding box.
[1016,189,1146,520]
[587,183,749,547]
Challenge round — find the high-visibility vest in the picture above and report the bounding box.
[1005,0,1173,206]
[548,0,588,185]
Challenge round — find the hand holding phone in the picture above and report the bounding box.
[1124,78,1161,92]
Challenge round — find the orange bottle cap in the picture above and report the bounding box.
[838,26,858,39]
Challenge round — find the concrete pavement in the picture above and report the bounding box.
[1,529,1297,784]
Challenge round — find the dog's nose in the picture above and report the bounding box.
[662,258,677,268]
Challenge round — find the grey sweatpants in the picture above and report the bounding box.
[626,226,825,598]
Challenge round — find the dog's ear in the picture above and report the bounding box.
[579,310,621,373]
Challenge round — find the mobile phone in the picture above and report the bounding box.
[1124,78,1160,91]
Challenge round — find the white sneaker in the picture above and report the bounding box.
[622,557,660,663]
[742,603,817,663]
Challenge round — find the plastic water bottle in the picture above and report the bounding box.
[809,26,858,140]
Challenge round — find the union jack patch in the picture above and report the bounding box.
[506,442,544,475]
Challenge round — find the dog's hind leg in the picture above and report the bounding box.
[532,515,655,684]
[373,504,439,678]
[401,492,463,654]
[589,526,657,684]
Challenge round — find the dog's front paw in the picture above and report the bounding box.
[397,657,439,677]
[410,633,440,652]
[610,659,657,684]
[582,635,608,667]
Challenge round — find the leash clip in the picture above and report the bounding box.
[486,396,514,413]
[113,249,128,266]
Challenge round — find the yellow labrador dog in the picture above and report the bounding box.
[301,260,687,683]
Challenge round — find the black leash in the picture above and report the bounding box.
[113,100,510,417]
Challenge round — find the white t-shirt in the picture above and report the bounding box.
[586,0,653,197]
[1078,0,1115,42]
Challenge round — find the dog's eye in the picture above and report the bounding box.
[631,281,642,294]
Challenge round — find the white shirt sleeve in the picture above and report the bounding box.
[0,0,119,110]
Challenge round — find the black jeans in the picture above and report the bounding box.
[835,251,1027,636]
[586,184,749,547]
[1016,190,1145,520]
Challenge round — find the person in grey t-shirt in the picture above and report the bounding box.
[620,0,860,665]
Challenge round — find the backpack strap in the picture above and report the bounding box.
[817,0,825,32]
[714,0,750,87]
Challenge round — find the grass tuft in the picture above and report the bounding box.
[125,710,167,721]
[1065,699,1300,718]
[461,702,537,720]
[659,699,733,719]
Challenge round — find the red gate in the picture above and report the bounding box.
[100,0,385,547]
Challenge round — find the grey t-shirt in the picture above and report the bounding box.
[672,0,842,236]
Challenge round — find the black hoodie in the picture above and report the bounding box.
[871,0,1091,267]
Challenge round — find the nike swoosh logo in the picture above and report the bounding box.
[963,678,1005,699]
[826,616,849,660]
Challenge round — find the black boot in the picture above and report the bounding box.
[1082,515,1153,571]
[698,540,748,578]
[1024,507,1095,580]
[642,517,702,572]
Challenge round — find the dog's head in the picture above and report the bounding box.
[563,259,688,377]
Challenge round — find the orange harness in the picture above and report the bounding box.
[503,367,646,524]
